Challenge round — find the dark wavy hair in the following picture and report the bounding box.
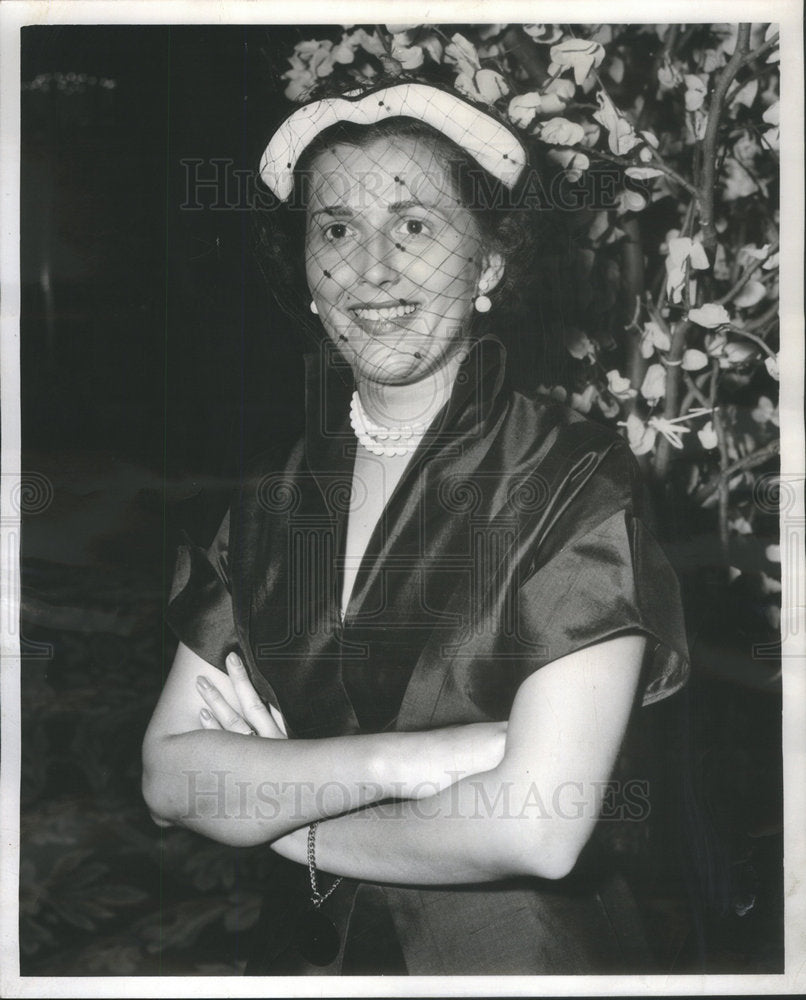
[252,84,571,381]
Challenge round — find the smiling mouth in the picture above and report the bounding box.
[350,302,418,323]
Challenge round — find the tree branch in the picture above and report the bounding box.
[696,439,781,503]
[716,241,778,305]
[700,24,752,253]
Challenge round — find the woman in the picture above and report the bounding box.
[142,81,689,975]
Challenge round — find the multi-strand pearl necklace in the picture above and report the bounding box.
[349,391,430,457]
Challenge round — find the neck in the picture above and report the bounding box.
[356,353,464,429]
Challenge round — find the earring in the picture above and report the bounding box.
[310,300,319,315]
[474,294,492,314]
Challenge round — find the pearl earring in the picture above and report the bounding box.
[474,294,492,314]
[309,300,319,315]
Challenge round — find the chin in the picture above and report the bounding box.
[349,343,424,384]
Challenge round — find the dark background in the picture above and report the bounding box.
[18,25,783,975]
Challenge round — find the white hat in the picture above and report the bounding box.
[260,82,527,202]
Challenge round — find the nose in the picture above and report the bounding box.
[357,227,400,287]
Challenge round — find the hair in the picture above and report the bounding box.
[252,89,573,384]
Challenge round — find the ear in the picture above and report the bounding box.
[478,251,505,296]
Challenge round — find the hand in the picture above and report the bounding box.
[196,652,287,738]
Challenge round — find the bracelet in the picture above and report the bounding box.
[307,822,343,908]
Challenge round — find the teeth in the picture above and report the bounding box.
[353,304,416,321]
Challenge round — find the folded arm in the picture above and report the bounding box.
[141,642,506,846]
[271,633,646,883]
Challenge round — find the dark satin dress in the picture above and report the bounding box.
[166,336,689,975]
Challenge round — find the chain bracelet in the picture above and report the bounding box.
[307,821,343,908]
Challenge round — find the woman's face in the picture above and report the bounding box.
[304,134,503,387]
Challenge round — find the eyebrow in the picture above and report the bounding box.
[311,199,447,219]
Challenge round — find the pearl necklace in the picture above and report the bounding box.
[349,391,430,457]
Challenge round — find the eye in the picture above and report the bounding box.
[396,217,431,238]
[323,222,350,242]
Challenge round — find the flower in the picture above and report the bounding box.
[537,117,585,146]
[579,120,601,148]
[648,416,691,449]
[282,39,337,100]
[548,38,605,86]
[625,166,665,180]
[762,126,780,152]
[699,49,725,74]
[762,100,780,126]
[474,69,509,103]
[738,243,771,264]
[665,237,710,303]
[524,24,564,44]
[606,369,637,400]
[616,189,648,214]
[565,328,597,361]
[620,414,657,455]
[722,158,758,200]
[719,341,755,368]
[607,56,625,84]
[734,132,761,165]
[640,321,671,358]
[705,330,728,356]
[731,78,759,109]
[697,421,719,449]
[684,74,708,111]
[597,395,621,419]
[391,43,424,70]
[446,37,509,104]
[454,67,509,104]
[682,349,709,371]
[765,354,780,380]
[546,78,576,101]
[445,33,481,75]
[351,28,386,57]
[546,148,590,181]
[690,109,709,142]
[688,303,730,328]
[385,24,421,34]
[592,91,641,155]
[657,60,683,90]
[640,364,666,404]
[734,280,766,309]
[420,35,443,63]
[751,396,780,425]
[570,384,598,414]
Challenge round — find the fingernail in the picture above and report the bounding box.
[196,676,211,689]
[226,652,241,668]
[200,707,211,720]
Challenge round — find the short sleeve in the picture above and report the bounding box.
[515,507,689,706]
[164,510,240,672]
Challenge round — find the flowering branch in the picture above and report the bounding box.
[716,241,779,304]
[700,24,752,253]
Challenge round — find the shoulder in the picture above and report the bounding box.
[496,388,646,542]
[505,386,634,473]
